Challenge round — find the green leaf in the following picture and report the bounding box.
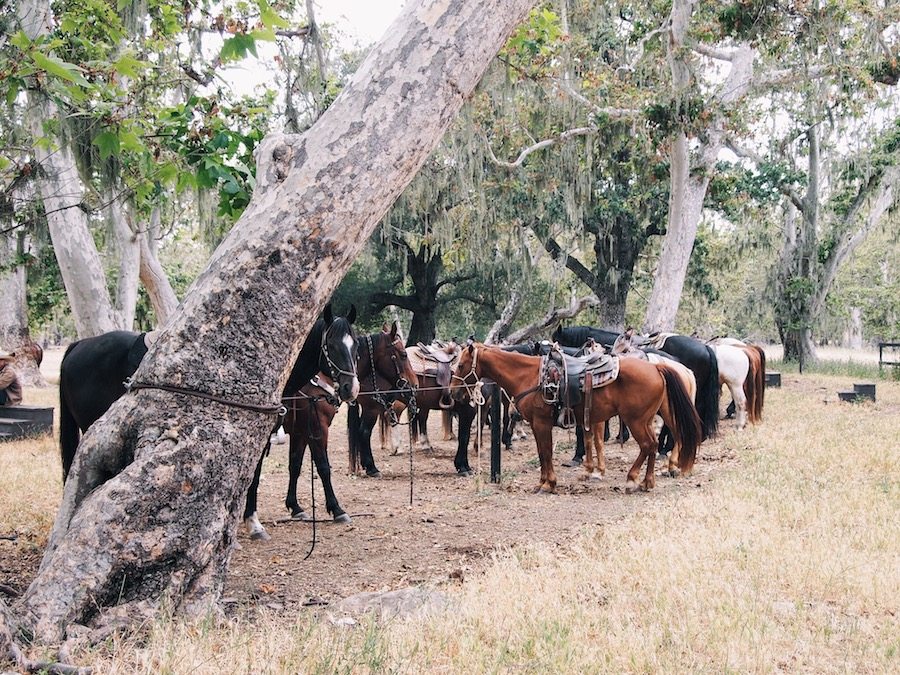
[93,131,120,159]
[9,31,31,50]
[32,52,90,87]
[258,0,291,29]
[156,162,178,185]
[5,78,21,106]
[249,28,277,42]
[113,55,146,79]
[118,129,144,153]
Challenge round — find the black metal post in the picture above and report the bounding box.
[490,385,501,483]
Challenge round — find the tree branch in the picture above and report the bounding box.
[435,272,477,291]
[370,292,418,313]
[503,295,599,344]
[539,232,597,292]
[726,138,806,212]
[483,127,599,169]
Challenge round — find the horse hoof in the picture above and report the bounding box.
[624,480,638,494]
[366,469,382,478]
[589,472,604,481]
[457,469,473,477]
[250,529,271,541]
[665,469,679,478]
[562,457,583,468]
[333,513,352,524]
[290,509,306,520]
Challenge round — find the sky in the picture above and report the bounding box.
[316,0,407,48]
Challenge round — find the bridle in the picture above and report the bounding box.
[320,320,358,382]
[364,333,418,422]
[452,346,485,406]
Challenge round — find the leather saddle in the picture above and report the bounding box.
[541,343,619,429]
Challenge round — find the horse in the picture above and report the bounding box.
[453,343,701,494]
[705,338,765,429]
[709,337,766,423]
[59,304,359,540]
[611,329,697,475]
[377,340,486,476]
[347,324,420,478]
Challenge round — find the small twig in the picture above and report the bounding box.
[0,584,18,597]
[0,534,18,541]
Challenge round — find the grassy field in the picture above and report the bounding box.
[3,367,899,673]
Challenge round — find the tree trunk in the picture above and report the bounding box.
[14,0,537,646]
[17,0,120,339]
[107,190,140,331]
[138,207,180,326]
[0,210,46,386]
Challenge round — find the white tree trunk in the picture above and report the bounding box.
[138,207,180,325]
[15,0,537,645]
[643,20,756,331]
[17,0,119,339]
[107,190,140,330]
[0,228,46,386]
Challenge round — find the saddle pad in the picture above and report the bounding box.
[645,332,677,351]
[584,355,619,389]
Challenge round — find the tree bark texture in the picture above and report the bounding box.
[16,0,537,645]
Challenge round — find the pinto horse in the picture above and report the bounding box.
[59,305,359,540]
[453,343,701,494]
[706,338,765,428]
[347,324,420,478]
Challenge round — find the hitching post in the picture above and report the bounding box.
[490,385,501,483]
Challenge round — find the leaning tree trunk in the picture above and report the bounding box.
[138,207,180,325]
[11,0,537,648]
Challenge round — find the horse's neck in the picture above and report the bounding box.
[476,349,538,396]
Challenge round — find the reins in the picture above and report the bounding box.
[125,379,287,418]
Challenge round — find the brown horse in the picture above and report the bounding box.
[453,343,701,494]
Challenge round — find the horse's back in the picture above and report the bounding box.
[60,330,146,430]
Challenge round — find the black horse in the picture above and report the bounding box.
[553,325,719,442]
[58,304,359,541]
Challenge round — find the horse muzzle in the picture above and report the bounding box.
[339,377,360,403]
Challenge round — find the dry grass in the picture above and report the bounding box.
[4,375,899,673]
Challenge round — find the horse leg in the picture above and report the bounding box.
[442,409,456,441]
[563,425,585,467]
[531,417,556,493]
[624,422,658,494]
[583,422,606,480]
[454,404,475,476]
[727,380,748,429]
[417,409,433,452]
[285,428,308,519]
[360,413,382,477]
[310,424,349,523]
[243,449,271,540]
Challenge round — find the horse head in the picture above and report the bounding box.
[452,342,481,405]
[321,304,360,402]
[368,322,418,390]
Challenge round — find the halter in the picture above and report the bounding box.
[320,320,357,381]
[452,346,485,406]
[364,333,418,423]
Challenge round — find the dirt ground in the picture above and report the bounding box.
[222,412,738,614]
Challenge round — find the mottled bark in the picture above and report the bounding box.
[14,0,537,646]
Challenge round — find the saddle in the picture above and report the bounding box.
[409,341,461,390]
[541,343,619,429]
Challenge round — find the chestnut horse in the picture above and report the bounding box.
[453,343,701,494]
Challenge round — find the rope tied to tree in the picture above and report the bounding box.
[124,378,287,419]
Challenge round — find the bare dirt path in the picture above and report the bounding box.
[224,412,737,613]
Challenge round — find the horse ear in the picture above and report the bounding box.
[347,304,357,324]
[323,303,333,326]
[389,321,398,340]
[382,323,389,333]
[466,343,474,355]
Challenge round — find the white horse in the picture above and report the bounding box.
[708,337,766,426]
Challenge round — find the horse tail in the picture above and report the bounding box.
[348,403,361,474]
[752,345,766,421]
[659,365,702,474]
[742,349,759,424]
[58,341,80,484]
[697,345,720,440]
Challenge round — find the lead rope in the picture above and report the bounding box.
[302,396,318,561]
